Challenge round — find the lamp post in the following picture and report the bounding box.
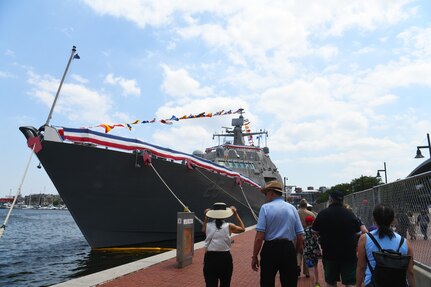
[414,133,431,159]
[376,162,387,184]
[283,177,288,201]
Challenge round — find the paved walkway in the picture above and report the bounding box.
[97,229,324,287]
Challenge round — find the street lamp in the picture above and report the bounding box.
[283,177,288,201]
[414,133,431,159]
[376,162,387,184]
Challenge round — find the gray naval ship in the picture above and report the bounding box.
[19,109,282,248]
[202,111,281,187]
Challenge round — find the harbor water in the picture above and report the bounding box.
[0,208,163,287]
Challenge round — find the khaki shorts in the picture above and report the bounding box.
[322,258,357,285]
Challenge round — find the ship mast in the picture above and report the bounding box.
[45,46,78,126]
[212,109,268,146]
[1,47,78,239]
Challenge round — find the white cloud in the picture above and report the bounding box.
[166,41,176,50]
[4,49,15,57]
[359,59,431,92]
[0,70,17,78]
[161,64,213,98]
[397,26,431,58]
[368,94,398,107]
[152,125,212,152]
[60,27,75,37]
[253,54,431,160]
[27,71,113,124]
[83,0,176,28]
[74,0,428,188]
[313,1,414,36]
[71,74,88,84]
[152,97,255,151]
[104,73,141,97]
[315,45,339,60]
[354,46,375,55]
[84,1,415,64]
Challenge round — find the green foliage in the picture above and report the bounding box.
[316,183,351,203]
[351,175,380,193]
[316,192,330,203]
[52,198,60,206]
[316,175,380,203]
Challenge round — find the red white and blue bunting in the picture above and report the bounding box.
[59,127,260,188]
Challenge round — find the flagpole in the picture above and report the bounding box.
[45,45,77,126]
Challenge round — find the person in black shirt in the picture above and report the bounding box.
[312,190,361,287]
[396,210,410,238]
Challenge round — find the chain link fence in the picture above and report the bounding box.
[314,171,431,269]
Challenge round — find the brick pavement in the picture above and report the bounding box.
[98,229,324,287]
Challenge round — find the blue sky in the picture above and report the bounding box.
[1,0,431,196]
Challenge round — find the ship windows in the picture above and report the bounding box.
[217,161,226,166]
[222,161,255,169]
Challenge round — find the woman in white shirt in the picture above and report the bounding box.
[202,202,245,287]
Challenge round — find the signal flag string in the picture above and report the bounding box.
[88,108,244,134]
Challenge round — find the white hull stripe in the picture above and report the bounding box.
[60,127,260,188]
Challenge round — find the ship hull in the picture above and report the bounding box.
[36,140,263,248]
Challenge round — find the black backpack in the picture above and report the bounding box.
[366,232,411,287]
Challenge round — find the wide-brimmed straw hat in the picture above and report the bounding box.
[205,202,233,219]
[261,181,284,195]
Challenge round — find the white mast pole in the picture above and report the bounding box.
[45,45,77,126]
[0,46,78,238]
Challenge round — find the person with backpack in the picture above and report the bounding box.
[355,204,415,287]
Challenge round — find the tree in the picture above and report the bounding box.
[350,175,380,193]
[52,198,60,206]
[315,176,380,204]
[316,183,351,203]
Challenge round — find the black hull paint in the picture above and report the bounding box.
[36,141,263,248]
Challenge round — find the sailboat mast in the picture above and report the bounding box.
[45,45,77,126]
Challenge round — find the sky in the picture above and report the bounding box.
[1,0,431,196]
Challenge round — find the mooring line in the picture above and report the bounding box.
[0,144,36,238]
[149,163,204,225]
[195,168,245,205]
[195,168,259,222]
[238,184,258,222]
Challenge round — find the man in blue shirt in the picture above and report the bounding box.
[251,181,305,287]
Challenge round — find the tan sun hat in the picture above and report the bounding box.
[205,202,233,219]
[261,181,284,195]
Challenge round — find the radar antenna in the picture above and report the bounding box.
[212,109,268,146]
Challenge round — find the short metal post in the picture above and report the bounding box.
[176,212,194,268]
